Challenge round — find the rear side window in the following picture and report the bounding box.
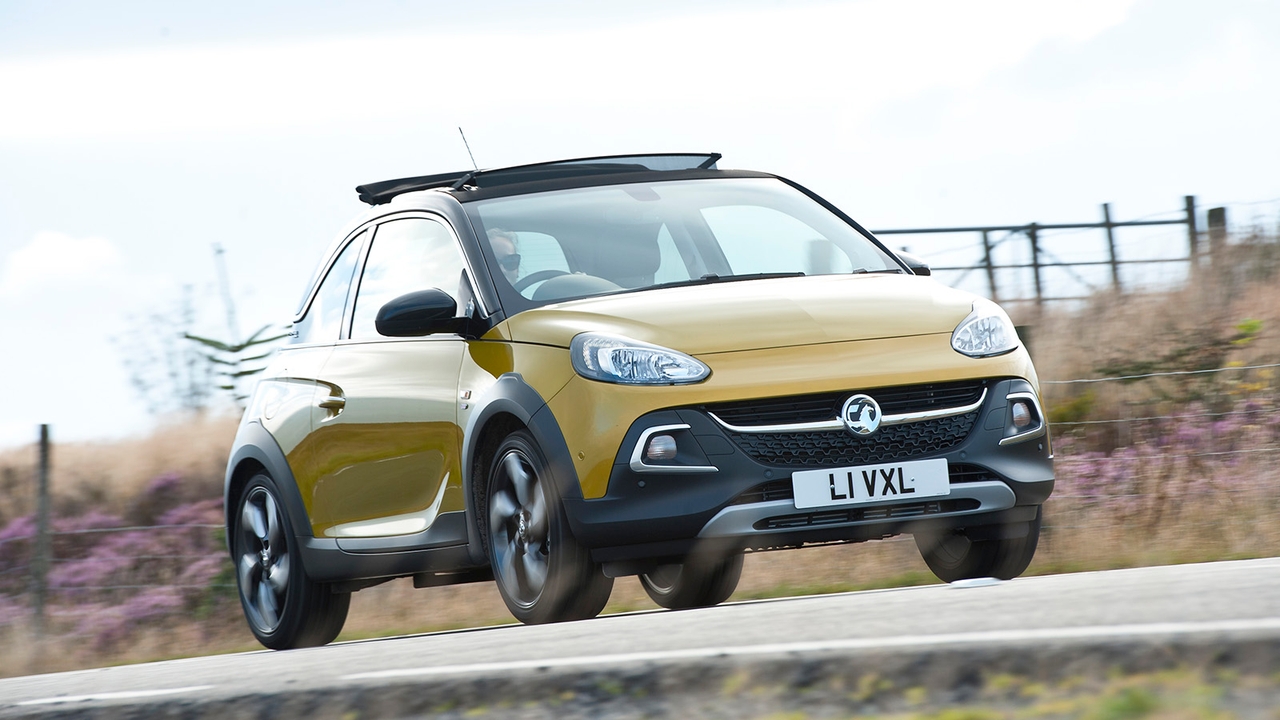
[292,232,364,345]
[349,217,469,340]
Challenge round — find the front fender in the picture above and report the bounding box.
[460,373,582,564]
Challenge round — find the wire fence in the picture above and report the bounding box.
[1042,361,1280,385]
[1038,359,1279,536]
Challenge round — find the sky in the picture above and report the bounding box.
[1,0,1278,449]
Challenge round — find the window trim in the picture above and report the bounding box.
[289,228,369,347]
[341,227,376,341]
[293,225,372,327]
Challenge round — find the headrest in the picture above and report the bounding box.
[588,227,662,287]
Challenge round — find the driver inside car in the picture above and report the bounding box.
[487,228,521,285]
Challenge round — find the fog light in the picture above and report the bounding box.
[1011,400,1033,429]
[645,434,678,461]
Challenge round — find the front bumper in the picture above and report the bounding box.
[562,377,1054,565]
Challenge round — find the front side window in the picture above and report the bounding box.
[349,217,469,340]
[464,177,898,310]
[293,230,364,344]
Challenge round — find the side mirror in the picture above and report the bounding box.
[375,289,459,337]
[895,250,931,276]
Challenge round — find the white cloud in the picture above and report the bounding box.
[0,0,1136,141]
[0,231,122,297]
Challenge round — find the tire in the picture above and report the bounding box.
[915,507,1042,583]
[232,473,350,649]
[484,430,613,624]
[640,552,744,610]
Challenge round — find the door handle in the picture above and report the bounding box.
[318,396,346,410]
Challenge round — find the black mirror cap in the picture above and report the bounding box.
[375,289,459,337]
[895,250,931,276]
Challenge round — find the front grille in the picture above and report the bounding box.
[948,463,1002,484]
[727,411,978,468]
[703,380,986,427]
[731,463,1002,505]
[753,498,981,530]
[731,479,795,505]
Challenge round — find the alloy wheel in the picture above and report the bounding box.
[488,449,550,609]
[236,486,291,633]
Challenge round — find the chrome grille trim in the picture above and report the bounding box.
[708,388,987,434]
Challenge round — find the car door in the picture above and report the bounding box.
[305,214,472,544]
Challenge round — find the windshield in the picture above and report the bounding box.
[465,177,901,311]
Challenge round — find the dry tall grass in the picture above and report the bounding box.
[1028,239,1280,428]
[2,235,1278,678]
[0,413,238,526]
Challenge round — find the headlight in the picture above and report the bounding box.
[951,299,1019,357]
[570,333,710,385]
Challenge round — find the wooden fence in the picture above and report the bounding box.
[872,195,1229,305]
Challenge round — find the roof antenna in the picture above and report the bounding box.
[458,127,479,172]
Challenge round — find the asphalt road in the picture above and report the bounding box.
[3,557,1279,717]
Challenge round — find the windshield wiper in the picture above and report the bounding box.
[618,268,902,297]
[644,272,806,291]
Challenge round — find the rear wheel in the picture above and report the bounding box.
[233,473,350,649]
[640,552,744,610]
[485,430,613,624]
[915,507,1042,582]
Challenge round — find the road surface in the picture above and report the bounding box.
[2,558,1278,717]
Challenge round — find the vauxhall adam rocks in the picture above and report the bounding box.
[224,154,1053,649]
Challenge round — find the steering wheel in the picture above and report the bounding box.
[514,269,571,293]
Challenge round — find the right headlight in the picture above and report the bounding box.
[951,299,1019,357]
[570,333,710,385]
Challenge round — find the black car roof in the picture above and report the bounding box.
[356,153,722,206]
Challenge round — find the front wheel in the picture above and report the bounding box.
[640,552,744,610]
[232,473,350,649]
[485,430,613,624]
[915,507,1042,583]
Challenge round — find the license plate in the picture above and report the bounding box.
[792,458,950,510]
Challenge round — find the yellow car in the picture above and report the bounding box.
[224,153,1053,649]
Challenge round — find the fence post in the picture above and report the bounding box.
[31,424,51,638]
[1028,223,1043,307]
[1185,195,1199,268]
[981,230,998,302]
[1102,203,1121,292]
[1207,207,1227,266]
